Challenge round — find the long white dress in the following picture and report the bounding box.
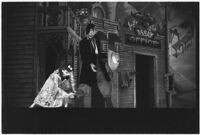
[30,70,74,108]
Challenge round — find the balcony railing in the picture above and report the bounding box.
[37,4,81,38]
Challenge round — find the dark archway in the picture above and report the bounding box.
[136,54,155,108]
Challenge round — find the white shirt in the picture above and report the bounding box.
[91,38,98,54]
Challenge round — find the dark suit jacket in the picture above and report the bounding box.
[79,36,110,86]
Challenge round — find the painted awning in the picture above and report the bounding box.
[172,33,193,51]
[180,33,193,44]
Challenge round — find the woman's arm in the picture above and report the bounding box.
[53,73,61,88]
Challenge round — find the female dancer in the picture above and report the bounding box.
[30,65,76,108]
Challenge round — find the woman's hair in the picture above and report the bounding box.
[58,62,73,80]
[58,61,68,80]
[58,67,66,81]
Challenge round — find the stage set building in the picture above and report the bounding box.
[2,2,197,108]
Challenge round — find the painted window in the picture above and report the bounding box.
[93,7,104,19]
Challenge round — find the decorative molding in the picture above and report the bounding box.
[91,3,106,19]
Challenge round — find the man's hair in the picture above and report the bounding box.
[86,23,96,34]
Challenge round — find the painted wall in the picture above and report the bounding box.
[2,3,37,107]
[167,3,197,108]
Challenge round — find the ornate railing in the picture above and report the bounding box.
[37,3,81,38]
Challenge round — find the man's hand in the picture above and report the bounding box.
[90,63,97,72]
[62,92,75,108]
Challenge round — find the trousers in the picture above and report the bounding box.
[91,84,105,108]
